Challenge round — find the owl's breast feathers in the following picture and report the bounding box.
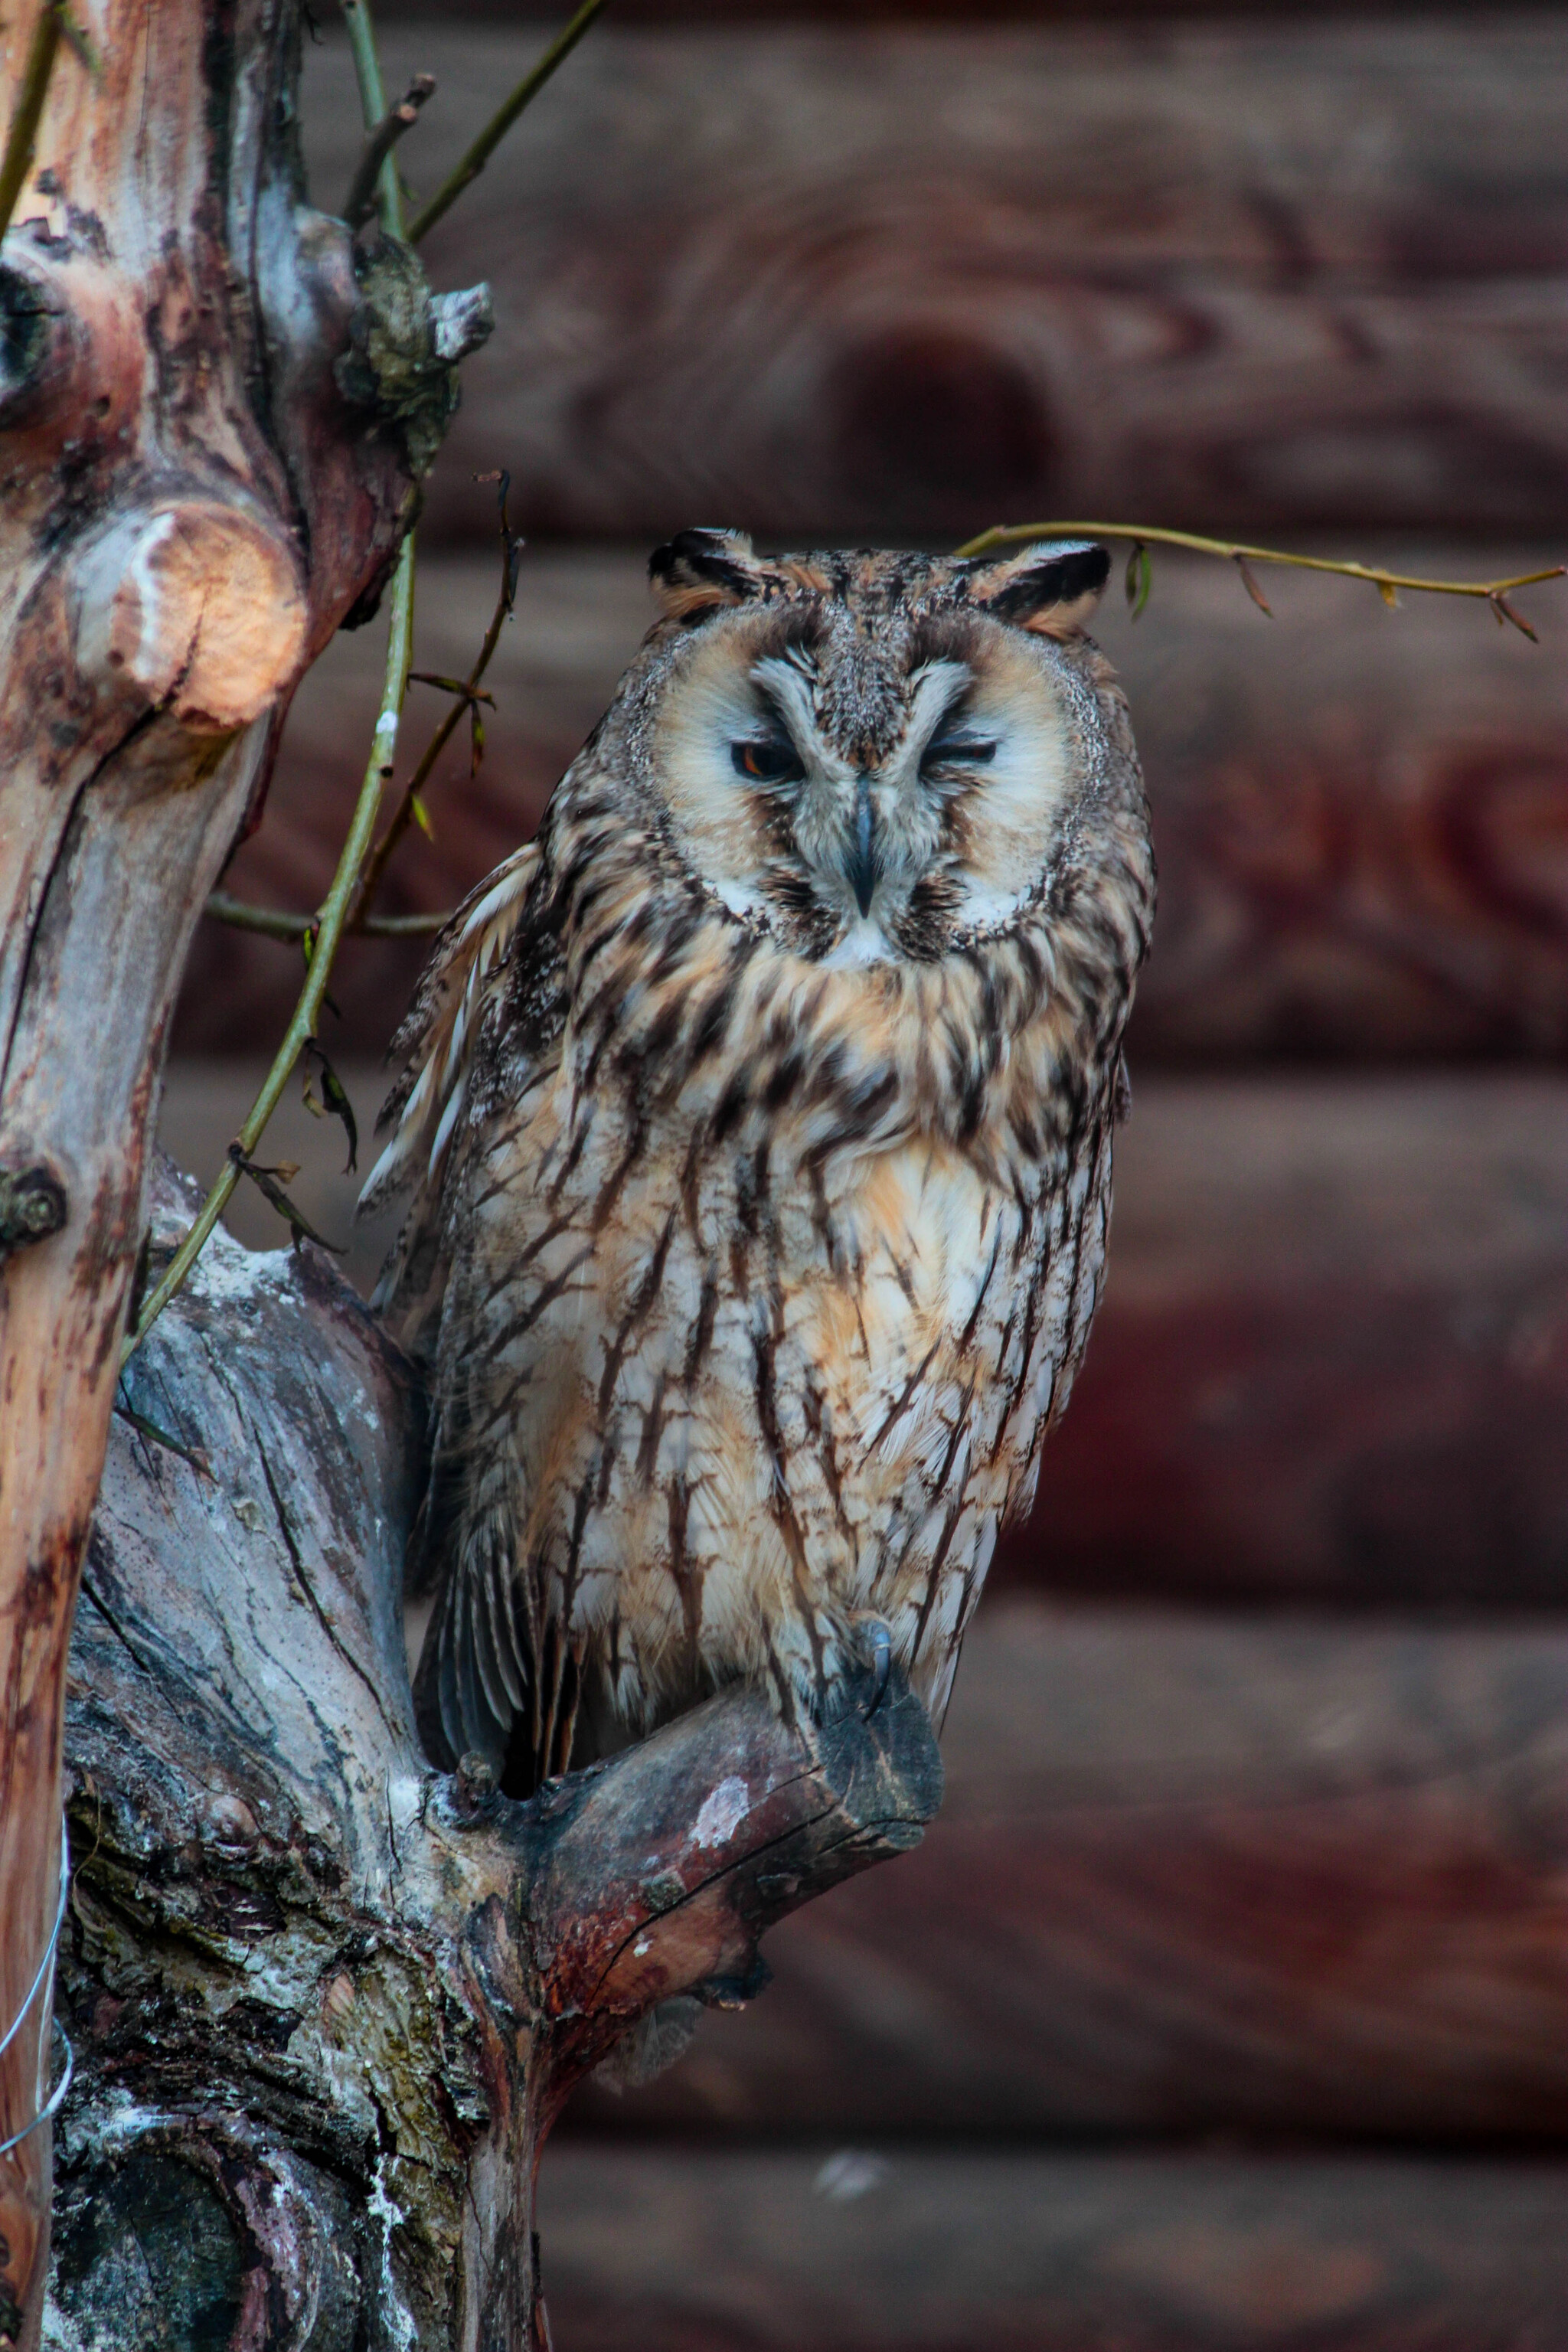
[367,658,1152,1786]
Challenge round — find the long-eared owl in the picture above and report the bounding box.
[361,531,1155,1792]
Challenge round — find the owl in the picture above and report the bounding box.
[361,530,1154,1793]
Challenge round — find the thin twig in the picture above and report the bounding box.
[338,0,407,235]
[353,486,522,919]
[203,891,449,941]
[343,71,435,230]
[0,2,63,241]
[124,539,417,1362]
[955,521,1564,635]
[407,0,612,245]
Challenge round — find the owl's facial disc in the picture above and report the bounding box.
[652,613,1077,959]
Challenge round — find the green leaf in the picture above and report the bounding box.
[1125,540,1152,620]
[302,1041,361,1174]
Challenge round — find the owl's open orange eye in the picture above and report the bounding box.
[732,735,804,786]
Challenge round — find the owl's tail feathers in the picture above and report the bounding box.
[410,1538,588,1798]
[411,1549,521,1785]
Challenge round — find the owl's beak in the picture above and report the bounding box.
[845,777,879,917]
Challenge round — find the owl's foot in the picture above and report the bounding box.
[862,1618,892,1718]
[773,1609,902,1732]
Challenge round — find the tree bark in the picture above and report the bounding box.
[0,2,475,2337]
[48,1162,940,2349]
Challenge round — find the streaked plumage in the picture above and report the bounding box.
[362,531,1154,1790]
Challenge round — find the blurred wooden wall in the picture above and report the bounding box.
[168,8,1568,2341]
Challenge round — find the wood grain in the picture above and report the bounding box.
[569,1596,1568,2140]
[301,18,1568,544]
[381,0,1558,20]
[175,545,1568,1062]
[1015,1072,1568,1606]
[537,2140,1568,2352]
[157,1064,1568,1610]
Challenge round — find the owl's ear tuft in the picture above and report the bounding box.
[649,528,764,620]
[960,540,1110,639]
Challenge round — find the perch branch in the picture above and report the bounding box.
[956,521,1565,636]
[407,0,613,245]
[64,1174,942,2343]
[124,537,416,1361]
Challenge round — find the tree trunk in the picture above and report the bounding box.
[2,2,474,2338]
[48,1161,940,2348]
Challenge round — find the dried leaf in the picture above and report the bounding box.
[489,467,524,612]
[302,1041,360,1173]
[227,1148,345,1254]
[470,704,485,776]
[114,1387,213,1480]
[1233,554,1273,616]
[1491,592,1538,642]
[1377,580,1400,610]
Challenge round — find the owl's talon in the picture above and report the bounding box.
[862,1620,892,1717]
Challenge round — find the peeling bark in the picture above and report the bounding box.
[47,1163,941,2348]
[0,2,476,2336]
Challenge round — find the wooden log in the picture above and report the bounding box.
[381,0,1543,21]
[1013,1071,1568,1605]
[157,1065,1568,1611]
[176,544,1568,1063]
[299,18,1568,544]
[568,1595,1568,2140]
[534,2141,1568,2352]
[47,1159,940,2347]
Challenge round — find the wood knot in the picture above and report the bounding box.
[74,501,308,731]
[322,1971,357,2024]
[199,1792,260,1855]
[0,1161,67,1255]
[452,1751,498,1821]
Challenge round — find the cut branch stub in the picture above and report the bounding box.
[72,502,309,731]
[0,1160,66,1255]
[521,1677,940,2118]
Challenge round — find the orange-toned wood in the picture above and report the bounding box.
[0,3,419,2333]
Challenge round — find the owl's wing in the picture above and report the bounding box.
[357,840,547,1348]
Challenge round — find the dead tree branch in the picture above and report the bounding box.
[50,1161,941,2348]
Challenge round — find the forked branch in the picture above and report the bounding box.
[60,1161,942,2344]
